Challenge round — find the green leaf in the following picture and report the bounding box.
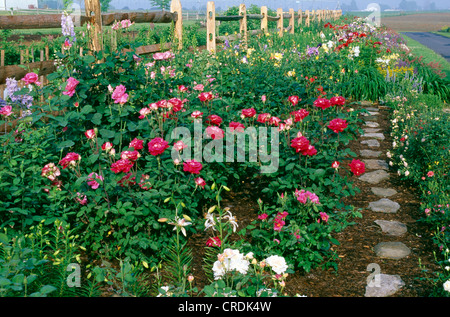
[56,140,75,151]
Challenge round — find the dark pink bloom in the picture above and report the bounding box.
[148,137,169,156]
[120,150,141,161]
[229,121,245,132]
[206,126,224,139]
[129,138,144,150]
[241,108,256,118]
[85,129,96,139]
[183,159,203,174]
[87,172,103,189]
[349,159,365,176]
[22,72,39,85]
[110,159,134,174]
[314,98,331,110]
[59,152,81,169]
[206,114,222,126]
[288,95,300,106]
[290,109,309,122]
[257,113,271,123]
[328,118,348,133]
[195,177,206,188]
[330,96,346,106]
[0,105,13,117]
[206,236,222,247]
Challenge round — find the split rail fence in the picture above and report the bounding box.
[0,0,342,95]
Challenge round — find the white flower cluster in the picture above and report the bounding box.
[265,255,289,275]
[212,249,252,280]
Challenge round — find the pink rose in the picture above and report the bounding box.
[206,236,221,247]
[63,77,79,97]
[183,159,203,174]
[332,161,340,169]
[139,107,152,119]
[148,137,169,156]
[193,84,204,91]
[22,72,39,85]
[206,126,224,140]
[195,177,206,188]
[295,189,320,204]
[75,192,87,205]
[269,116,281,126]
[318,212,329,223]
[85,129,96,139]
[87,172,103,189]
[173,140,188,151]
[0,105,13,117]
[102,142,113,152]
[111,85,128,104]
[191,110,203,119]
[41,163,61,181]
[258,213,268,220]
[290,136,310,153]
[427,171,434,177]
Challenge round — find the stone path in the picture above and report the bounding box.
[358,102,412,297]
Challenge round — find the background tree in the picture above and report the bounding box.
[149,0,170,10]
[100,0,112,12]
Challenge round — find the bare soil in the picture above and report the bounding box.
[381,13,450,32]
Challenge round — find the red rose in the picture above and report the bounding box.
[198,91,214,102]
[241,108,256,118]
[229,121,245,132]
[328,118,348,133]
[85,129,96,140]
[206,236,221,247]
[290,109,309,122]
[59,152,81,169]
[314,98,331,110]
[288,95,300,106]
[330,96,346,106]
[120,150,141,161]
[183,159,203,174]
[257,113,271,123]
[206,114,222,126]
[129,138,144,150]
[148,137,169,156]
[302,144,317,156]
[111,159,134,174]
[291,136,310,153]
[349,159,365,176]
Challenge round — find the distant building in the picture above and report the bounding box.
[0,0,39,10]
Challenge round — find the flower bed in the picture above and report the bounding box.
[0,10,448,297]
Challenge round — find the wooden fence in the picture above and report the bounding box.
[0,0,342,90]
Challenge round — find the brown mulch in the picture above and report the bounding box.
[186,102,440,297]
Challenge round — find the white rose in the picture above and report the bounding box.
[265,255,288,275]
[443,280,450,292]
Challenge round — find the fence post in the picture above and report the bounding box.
[84,0,103,53]
[305,10,310,27]
[288,8,294,34]
[170,0,183,50]
[297,9,302,26]
[261,6,268,33]
[206,1,216,53]
[239,4,247,50]
[277,8,283,37]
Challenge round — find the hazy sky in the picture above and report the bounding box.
[109,0,450,10]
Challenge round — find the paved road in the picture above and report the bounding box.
[402,32,450,63]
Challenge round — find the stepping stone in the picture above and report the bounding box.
[362,132,385,140]
[369,198,400,213]
[362,111,379,116]
[364,121,380,128]
[365,107,379,112]
[363,128,381,133]
[363,159,389,170]
[371,187,397,197]
[359,101,373,106]
[374,220,407,236]
[374,242,411,260]
[361,150,382,158]
[359,170,389,184]
[361,139,380,148]
[365,274,405,297]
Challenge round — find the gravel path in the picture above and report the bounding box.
[402,32,450,62]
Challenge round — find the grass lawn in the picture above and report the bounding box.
[433,31,450,38]
[401,33,450,78]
